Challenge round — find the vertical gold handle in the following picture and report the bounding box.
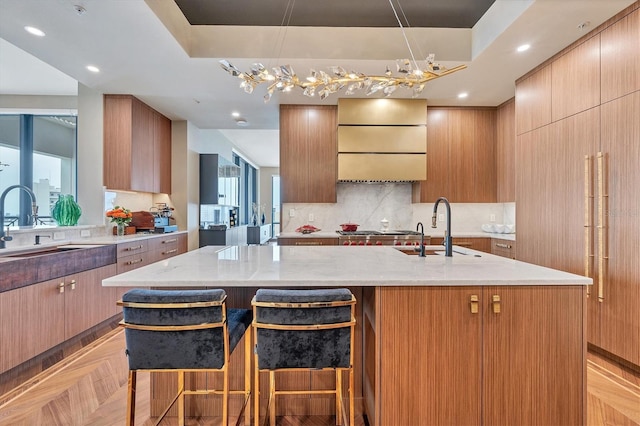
[584,155,593,297]
[67,279,76,290]
[597,152,607,302]
[58,282,65,294]
[470,295,479,314]
[492,295,501,314]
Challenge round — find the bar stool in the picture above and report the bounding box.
[251,288,356,426]
[118,288,252,426]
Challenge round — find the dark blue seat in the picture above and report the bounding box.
[252,288,356,426]
[119,288,252,426]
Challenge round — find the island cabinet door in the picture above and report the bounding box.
[482,286,586,426]
[374,286,483,426]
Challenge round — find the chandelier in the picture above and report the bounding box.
[219,1,467,102]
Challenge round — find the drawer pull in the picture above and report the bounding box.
[470,295,479,314]
[295,242,322,245]
[67,279,76,290]
[125,245,144,251]
[126,258,143,265]
[161,238,177,244]
[58,282,65,294]
[492,295,501,314]
[162,249,178,255]
[495,243,512,249]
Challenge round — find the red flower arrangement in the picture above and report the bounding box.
[106,206,133,225]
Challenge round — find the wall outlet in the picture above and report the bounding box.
[438,214,445,222]
[308,213,314,222]
[490,214,496,222]
[289,208,295,217]
[53,231,65,240]
[80,230,90,237]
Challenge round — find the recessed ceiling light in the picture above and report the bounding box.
[232,112,240,117]
[458,92,468,99]
[235,118,248,127]
[517,44,530,53]
[24,26,45,37]
[86,65,100,73]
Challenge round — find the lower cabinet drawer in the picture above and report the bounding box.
[491,239,516,259]
[117,253,150,274]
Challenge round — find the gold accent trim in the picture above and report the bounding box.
[338,126,426,153]
[119,320,225,332]
[338,98,427,125]
[251,295,356,309]
[338,153,427,181]
[470,295,479,314]
[117,297,226,309]
[597,152,607,302]
[253,319,356,331]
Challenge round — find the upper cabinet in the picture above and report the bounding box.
[412,107,497,203]
[515,65,552,135]
[551,35,601,122]
[199,154,240,206]
[104,95,172,194]
[601,8,640,103]
[280,105,337,203]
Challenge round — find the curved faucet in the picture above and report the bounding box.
[1,185,38,249]
[432,197,453,257]
[416,222,426,257]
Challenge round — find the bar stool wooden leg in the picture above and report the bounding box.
[178,371,185,426]
[223,365,229,425]
[269,371,276,426]
[126,370,136,426]
[336,370,343,425]
[254,358,260,426]
[349,368,355,426]
[244,331,252,426]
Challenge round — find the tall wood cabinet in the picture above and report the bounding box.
[515,3,639,366]
[496,98,515,202]
[412,107,497,203]
[363,285,585,426]
[280,105,337,203]
[104,95,172,194]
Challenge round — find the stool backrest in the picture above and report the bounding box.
[252,288,356,370]
[120,288,228,370]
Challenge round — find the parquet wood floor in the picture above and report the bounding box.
[0,328,637,425]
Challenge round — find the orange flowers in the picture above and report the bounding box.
[106,206,133,225]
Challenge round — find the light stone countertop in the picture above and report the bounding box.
[278,231,516,241]
[102,244,589,288]
[277,232,340,239]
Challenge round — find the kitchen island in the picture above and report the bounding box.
[103,245,590,425]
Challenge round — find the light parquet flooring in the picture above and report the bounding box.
[0,328,637,426]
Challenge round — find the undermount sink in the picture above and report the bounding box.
[394,247,473,256]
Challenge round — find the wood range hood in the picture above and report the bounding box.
[337,98,427,182]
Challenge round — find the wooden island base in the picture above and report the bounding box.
[148,285,586,425]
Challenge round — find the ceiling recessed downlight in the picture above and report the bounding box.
[517,44,530,52]
[232,112,240,117]
[458,92,468,99]
[86,65,100,73]
[24,26,45,37]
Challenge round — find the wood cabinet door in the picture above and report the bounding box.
[280,106,309,203]
[515,65,552,135]
[376,287,482,426]
[103,95,134,191]
[599,92,640,365]
[600,9,639,103]
[64,264,118,339]
[483,286,585,426]
[496,99,515,202]
[131,97,155,192]
[154,110,172,194]
[307,106,337,203]
[0,279,65,373]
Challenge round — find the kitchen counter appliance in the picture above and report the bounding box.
[337,230,428,246]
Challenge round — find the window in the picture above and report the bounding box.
[0,114,77,227]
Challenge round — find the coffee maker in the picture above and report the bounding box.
[151,203,178,233]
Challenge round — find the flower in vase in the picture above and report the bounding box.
[106,206,133,226]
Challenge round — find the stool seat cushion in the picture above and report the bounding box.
[227,308,253,353]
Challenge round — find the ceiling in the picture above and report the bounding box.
[0,0,635,168]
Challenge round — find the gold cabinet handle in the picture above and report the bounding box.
[470,295,479,314]
[584,154,593,296]
[58,282,65,294]
[597,152,607,302]
[161,238,177,244]
[125,245,144,251]
[66,279,76,290]
[495,243,512,249]
[126,258,143,265]
[492,295,501,314]
[162,249,177,255]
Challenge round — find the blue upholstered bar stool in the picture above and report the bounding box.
[118,288,253,426]
[251,288,356,426]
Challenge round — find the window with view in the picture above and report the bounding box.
[0,114,77,227]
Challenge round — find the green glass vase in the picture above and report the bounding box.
[52,194,82,226]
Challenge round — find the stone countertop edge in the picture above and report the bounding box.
[102,244,591,288]
[278,231,516,241]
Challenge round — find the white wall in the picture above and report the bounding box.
[258,166,278,225]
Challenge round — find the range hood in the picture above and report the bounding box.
[337,99,427,182]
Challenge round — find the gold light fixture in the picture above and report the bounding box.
[220,0,467,102]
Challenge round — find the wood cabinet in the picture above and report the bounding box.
[430,236,491,253]
[496,98,515,202]
[516,3,639,367]
[104,94,172,194]
[278,237,339,246]
[490,238,516,259]
[0,264,117,374]
[412,108,496,203]
[280,105,337,203]
[363,285,585,426]
[515,65,551,135]
[601,8,640,103]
